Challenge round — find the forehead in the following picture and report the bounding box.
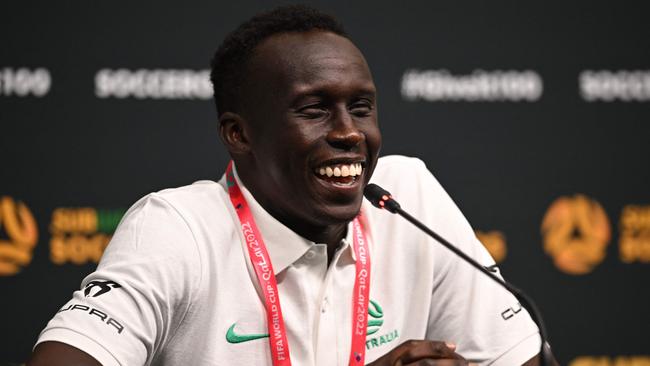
[245,31,375,99]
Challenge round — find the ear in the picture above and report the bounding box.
[218,112,252,155]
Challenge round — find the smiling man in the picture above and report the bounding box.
[221,29,382,261]
[29,5,546,366]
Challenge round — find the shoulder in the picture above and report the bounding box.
[373,155,428,174]
[124,180,230,235]
[151,180,228,218]
[370,155,445,206]
[368,155,473,244]
[372,155,438,188]
[102,180,231,264]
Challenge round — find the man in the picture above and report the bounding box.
[29,5,547,365]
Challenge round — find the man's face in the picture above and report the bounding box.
[239,30,381,229]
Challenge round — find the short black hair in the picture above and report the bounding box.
[210,5,347,116]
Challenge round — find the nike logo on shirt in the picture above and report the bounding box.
[225,323,269,344]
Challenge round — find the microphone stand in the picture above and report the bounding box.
[364,184,554,366]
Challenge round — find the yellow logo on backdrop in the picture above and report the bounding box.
[570,355,650,366]
[541,194,611,275]
[49,207,124,265]
[0,196,38,276]
[619,205,650,263]
[476,230,507,263]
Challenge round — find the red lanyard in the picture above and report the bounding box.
[226,162,372,366]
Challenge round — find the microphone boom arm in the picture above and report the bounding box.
[364,183,554,366]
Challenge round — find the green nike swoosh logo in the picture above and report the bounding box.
[226,323,269,344]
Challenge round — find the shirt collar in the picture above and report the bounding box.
[222,163,358,274]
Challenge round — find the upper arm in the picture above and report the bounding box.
[32,194,202,365]
[28,341,102,366]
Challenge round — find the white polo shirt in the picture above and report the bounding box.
[36,155,540,365]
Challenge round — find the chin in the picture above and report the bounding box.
[314,200,363,225]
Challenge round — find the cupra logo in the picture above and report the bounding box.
[0,196,38,276]
[84,280,122,297]
[541,194,611,275]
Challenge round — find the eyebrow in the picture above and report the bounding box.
[288,83,377,104]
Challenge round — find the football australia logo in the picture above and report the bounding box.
[365,300,399,350]
[541,194,610,275]
[0,196,38,276]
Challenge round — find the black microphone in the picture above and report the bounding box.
[364,183,401,213]
[364,183,554,366]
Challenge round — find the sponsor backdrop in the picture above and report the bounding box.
[1,1,649,364]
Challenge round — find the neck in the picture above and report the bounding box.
[258,199,349,247]
[294,220,348,248]
[236,162,349,257]
[275,215,348,266]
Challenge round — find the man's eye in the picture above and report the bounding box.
[349,103,373,117]
[298,105,327,118]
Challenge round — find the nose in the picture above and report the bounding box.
[326,108,364,149]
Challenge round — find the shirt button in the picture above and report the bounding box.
[321,297,329,313]
[305,250,315,259]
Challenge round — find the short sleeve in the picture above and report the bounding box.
[35,194,202,366]
[407,159,541,365]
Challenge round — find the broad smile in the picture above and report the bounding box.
[312,161,365,188]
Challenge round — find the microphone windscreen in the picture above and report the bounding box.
[364,184,391,208]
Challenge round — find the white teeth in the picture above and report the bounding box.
[316,163,364,178]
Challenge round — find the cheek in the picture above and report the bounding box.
[366,124,382,153]
[257,133,317,181]
[363,124,382,181]
[283,125,325,159]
